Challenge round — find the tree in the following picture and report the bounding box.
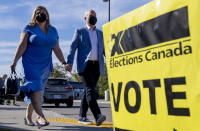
[50,63,82,82]
[50,63,66,78]
[96,72,109,98]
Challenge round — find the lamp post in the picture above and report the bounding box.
[103,0,110,22]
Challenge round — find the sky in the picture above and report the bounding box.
[0,0,152,76]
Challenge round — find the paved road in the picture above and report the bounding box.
[15,100,112,122]
[1,100,114,131]
[42,100,113,122]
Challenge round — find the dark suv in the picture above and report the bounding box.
[43,78,74,107]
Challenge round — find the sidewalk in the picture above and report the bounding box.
[0,103,113,131]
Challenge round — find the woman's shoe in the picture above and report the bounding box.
[24,118,35,126]
[35,120,49,129]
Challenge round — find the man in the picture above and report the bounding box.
[65,9,106,126]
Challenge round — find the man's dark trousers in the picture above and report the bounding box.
[79,60,101,120]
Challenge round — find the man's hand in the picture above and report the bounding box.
[64,64,72,72]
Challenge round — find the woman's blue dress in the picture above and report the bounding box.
[20,24,59,103]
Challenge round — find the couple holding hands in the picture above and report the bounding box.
[11,6,106,128]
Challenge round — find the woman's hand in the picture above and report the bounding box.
[64,64,72,72]
[10,62,17,73]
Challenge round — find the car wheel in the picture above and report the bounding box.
[66,100,73,107]
[55,103,60,107]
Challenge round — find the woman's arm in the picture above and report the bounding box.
[53,44,72,72]
[53,43,66,64]
[10,33,29,72]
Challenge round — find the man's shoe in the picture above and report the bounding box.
[78,117,92,125]
[96,114,106,126]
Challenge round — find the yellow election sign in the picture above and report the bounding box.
[103,0,200,131]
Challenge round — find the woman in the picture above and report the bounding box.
[11,6,67,128]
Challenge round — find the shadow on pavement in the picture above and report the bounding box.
[60,113,79,116]
[42,105,109,109]
[0,122,17,125]
[0,107,26,110]
[0,125,31,131]
[44,125,113,131]
[42,106,80,108]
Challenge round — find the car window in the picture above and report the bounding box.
[47,79,67,85]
